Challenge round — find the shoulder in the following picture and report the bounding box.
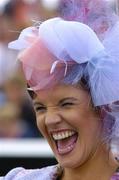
[111,172,119,180]
[1,165,59,180]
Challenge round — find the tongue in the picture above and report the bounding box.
[57,134,77,150]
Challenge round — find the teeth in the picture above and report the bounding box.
[52,131,76,140]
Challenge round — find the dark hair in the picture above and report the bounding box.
[4,0,26,17]
[27,84,36,99]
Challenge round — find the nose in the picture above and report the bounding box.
[45,108,62,127]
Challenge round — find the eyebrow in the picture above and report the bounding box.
[33,97,78,107]
[33,101,45,107]
[58,97,79,104]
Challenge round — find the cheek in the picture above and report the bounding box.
[66,107,101,139]
[63,106,94,127]
[36,116,46,137]
[80,119,102,152]
[36,116,54,148]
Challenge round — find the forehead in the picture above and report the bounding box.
[34,84,90,103]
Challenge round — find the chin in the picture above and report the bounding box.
[57,157,83,169]
[55,149,85,169]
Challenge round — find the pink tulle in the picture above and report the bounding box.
[19,38,75,91]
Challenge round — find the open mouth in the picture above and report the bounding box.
[52,130,78,155]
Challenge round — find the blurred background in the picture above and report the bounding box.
[0,0,118,176]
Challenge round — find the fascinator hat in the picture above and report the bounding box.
[8,17,119,158]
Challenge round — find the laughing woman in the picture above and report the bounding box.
[3,16,119,179]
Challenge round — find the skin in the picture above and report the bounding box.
[32,84,117,180]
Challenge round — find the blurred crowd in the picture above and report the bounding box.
[0,0,58,139]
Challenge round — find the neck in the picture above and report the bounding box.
[61,144,118,180]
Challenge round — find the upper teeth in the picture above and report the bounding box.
[52,131,76,140]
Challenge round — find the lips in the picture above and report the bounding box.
[51,130,78,155]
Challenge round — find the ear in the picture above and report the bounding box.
[100,105,111,119]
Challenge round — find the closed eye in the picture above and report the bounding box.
[34,106,46,113]
[60,102,74,107]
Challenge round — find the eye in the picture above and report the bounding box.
[34,106,46,113]
[60,102,74,108]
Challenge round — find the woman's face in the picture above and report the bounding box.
[33,84,102,168]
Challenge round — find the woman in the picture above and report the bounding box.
[3,16,119,179]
